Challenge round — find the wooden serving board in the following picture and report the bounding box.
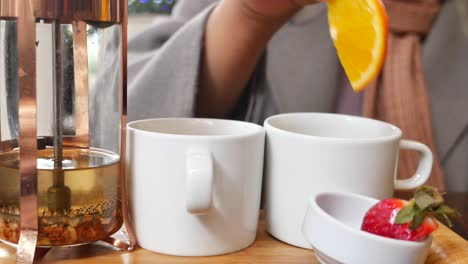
[426,223,468,264]
[0,213,466,263]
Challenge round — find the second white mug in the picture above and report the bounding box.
[263,113,433,249]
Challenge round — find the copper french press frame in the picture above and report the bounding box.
[0,1,136,262]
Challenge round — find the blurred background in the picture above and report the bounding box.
[128,0,178,38]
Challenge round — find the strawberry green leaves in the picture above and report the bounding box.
[395,186,460,230]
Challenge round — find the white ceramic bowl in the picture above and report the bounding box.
[302,192,432,264]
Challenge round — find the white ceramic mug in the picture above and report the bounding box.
[126,118,265,256]
[263,113,433,249]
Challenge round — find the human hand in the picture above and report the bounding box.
[240,0,325,22]
[199,0,327,118]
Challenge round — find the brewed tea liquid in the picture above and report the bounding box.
[0,147,122,246]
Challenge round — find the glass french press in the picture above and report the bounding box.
[0,1,135,262]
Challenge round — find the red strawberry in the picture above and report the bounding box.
[361,186,459,241]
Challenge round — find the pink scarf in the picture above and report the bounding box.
[363,0,446,190]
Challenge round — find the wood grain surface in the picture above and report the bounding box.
[0,209,466,264]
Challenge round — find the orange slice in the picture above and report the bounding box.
[327,0,388,92]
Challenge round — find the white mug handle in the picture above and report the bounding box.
[394,140,433,190]
[186,151,213,215]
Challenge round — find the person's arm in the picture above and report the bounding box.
[197,0,322,118]
[128,1,218,122]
